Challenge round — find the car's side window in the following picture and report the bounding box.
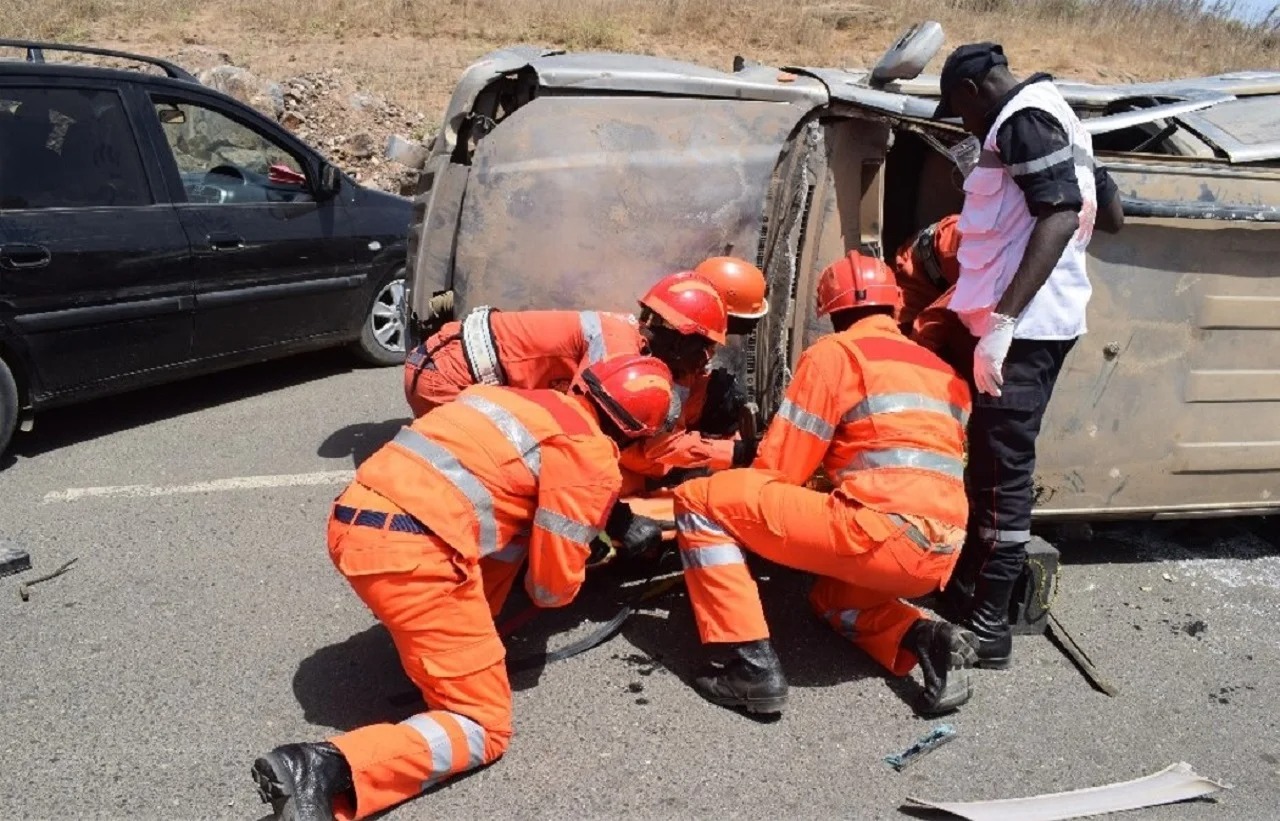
[0,86,152,209]
[150,96,314,205]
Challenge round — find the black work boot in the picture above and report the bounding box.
[252,741,353,821]
[964,540,1027,669]
[693,639,789,714]
[938,536,990,623]
[903,618,979,715]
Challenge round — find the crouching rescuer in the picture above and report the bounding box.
[252,354,675,821]
[672,251,979,717]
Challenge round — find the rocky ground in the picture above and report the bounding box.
[169,45,430,195]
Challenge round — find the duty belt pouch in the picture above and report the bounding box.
[1009,536,1060,635]
[461,306,506,386]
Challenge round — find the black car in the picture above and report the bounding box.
[0,40,413,458]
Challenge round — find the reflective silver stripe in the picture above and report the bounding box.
[680,543,745,569]
[401,714,453,782]
[827,608,859,639]
[459,394,542,477]
[454,714,488,769]
[979,527,1032,543]
[840,447,965,480]
[579,311,607,364]
[842,393,969,426]
[776,398,835,441]
[528,581,564,607]
[490,538,528,564]
[533,508,598,546]
[462,307,504,386]
[887,513,958,555]
[393,428,498,555]
[1006,143,1094,177]
[675,511,727,537]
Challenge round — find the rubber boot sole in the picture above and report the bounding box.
[916,629,980,716]
[252,753,299,821]
[693,676,789,715]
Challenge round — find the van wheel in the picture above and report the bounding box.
[353,267,408,366]
[0,358,18,461]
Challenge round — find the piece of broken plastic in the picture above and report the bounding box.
[904,762,1228,821]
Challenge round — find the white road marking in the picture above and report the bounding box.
[43,470,356,503]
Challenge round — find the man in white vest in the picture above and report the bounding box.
[933,43,1124,668]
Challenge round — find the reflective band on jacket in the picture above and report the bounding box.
[462,306,505,386]
[887,513,958,555]
[776,398,835,441]
[838,447,965,480]
[842,392,969,426]
[458,394,542,478]
[680,542,746,569]
[978,144,1095,174]
[824,608,859,639]
[533,508,598,546]
[675,511,727,537]
[528,581,566,607]
[393,427,499,555]
[401,712,487,789]
[979,527,1032,543]
[579,311,607,364]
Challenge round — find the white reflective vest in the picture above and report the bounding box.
[952,81,1098,341]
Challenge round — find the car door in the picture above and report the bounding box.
[0,78,193,402]
[141,86,360,360]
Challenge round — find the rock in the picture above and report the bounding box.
[345,131,376,159]
[199,65,285,120]
[169,46,234,75]
[348,91,383,113]
[281,111,306,131]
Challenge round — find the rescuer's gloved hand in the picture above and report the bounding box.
[604,503,666,559]
[973,312,1016,397]
[732,437,759,468]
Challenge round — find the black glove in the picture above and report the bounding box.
[697,367,747,437]
[732,437,759,468]
[604,503,666,559]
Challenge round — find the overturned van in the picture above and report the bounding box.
[403,22,1280,522]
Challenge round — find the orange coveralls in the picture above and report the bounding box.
[892,215,975,381]
[325,385,622,819]
[672,315,972,675]
[403,309,645,417]
[618,371,736,494]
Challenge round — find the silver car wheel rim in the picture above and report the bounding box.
[370,275,407,353]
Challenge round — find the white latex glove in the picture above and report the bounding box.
[973,312,1017,397]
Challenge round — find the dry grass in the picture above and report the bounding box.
[1,0,1277,115]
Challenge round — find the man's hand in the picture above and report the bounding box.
[732,437,759,468]
[973,312,1016,396]
[604,502,666,558]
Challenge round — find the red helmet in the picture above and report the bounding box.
[694,256,769,319]
[573,354,675,440]
[638,272,728,344]
[815,251,903,317]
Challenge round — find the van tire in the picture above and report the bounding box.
[353,267,408,367]
[0,357,18,461]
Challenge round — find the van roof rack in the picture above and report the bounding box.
[0,38,197,82]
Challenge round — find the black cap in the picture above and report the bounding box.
[934,42,1008,119]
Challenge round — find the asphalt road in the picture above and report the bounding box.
[1,350,1278,820]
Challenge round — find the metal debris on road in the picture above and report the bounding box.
[903,761,1229,821]
[18,557,78,602]
[1046,612,1119,697]
[884,724,957,772]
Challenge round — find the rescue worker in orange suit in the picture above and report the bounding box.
[251,353,676,821]
[619,258,770,492]
[671,251,979,717]
[893,214,975,381]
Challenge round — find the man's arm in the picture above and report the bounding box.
[754,343,848,485]
[1094,165,1124,234]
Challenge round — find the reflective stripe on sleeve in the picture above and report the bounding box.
[776,398,835,441]
[392,427,499,555]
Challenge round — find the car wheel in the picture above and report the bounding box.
[353,267,408,366]
[0,357,18,461]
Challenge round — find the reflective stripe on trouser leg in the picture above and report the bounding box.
[673,476,769,645]
[809,576,926,677]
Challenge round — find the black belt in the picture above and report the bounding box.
[334,504,432,535]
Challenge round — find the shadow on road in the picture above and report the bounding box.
[9,349,359,462]
[318,418,411,468]
[1041,518,1280,566]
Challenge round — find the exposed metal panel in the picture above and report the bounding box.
[786,67,939,119]
[433,45,560,158]
[1179,96,1280,162]
[1081,95,1233,136]
[1172,442,1280,473]
[451,96,806,318]
[1197,295,1280,328]
[530,52,828,104]
[1186,370,1280,402]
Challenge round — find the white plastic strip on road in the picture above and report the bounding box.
[42,470,356,503]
